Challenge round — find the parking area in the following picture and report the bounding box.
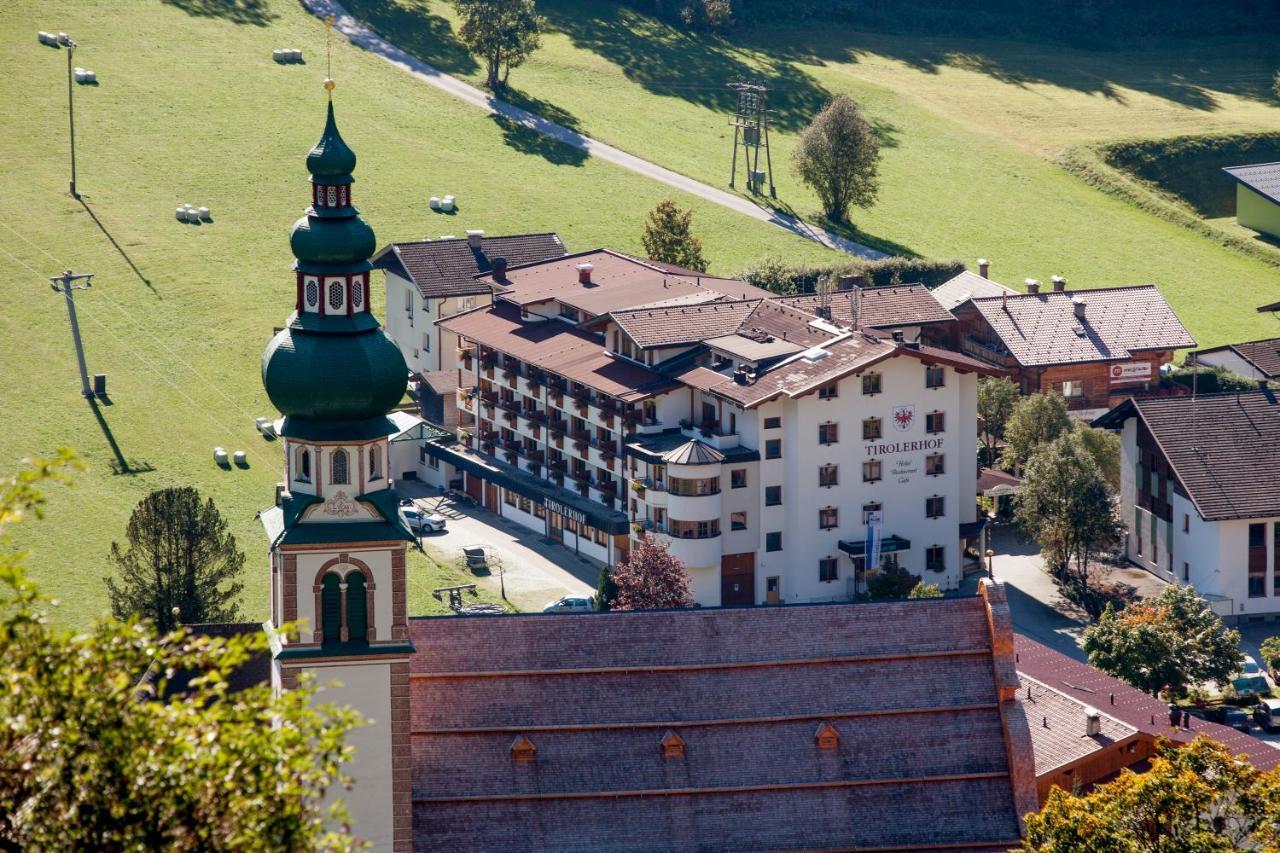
[398,481,599,613]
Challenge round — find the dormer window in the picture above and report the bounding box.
[511,736,536,764]
[660,731,686,759]
[815,721,840,750]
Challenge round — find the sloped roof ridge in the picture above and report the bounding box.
[968,283,1160,302]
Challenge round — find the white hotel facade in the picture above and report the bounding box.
[388,248,996,607]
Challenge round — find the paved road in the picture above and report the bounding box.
[305,0,886,260]
[401,486,596,612]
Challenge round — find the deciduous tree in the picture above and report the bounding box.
[792,95,881,225]
[1024,736,1280,850]
[1000,391,1070,473]
[907,581,943,599]
[1074,421,1121,493]
[104,486,245,633]
[642,198,708,272]
[613,538,695,610]
[1083,584,1242,697]
[0,456,360,850]
[866,562,922,601]
[976,376,1019,467]
[1015,431,1122,617]
[454,0,544,90]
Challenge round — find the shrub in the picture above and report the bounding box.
[907,581,943,599]
[738,255,965,296]
[1168,364,1262,394]
[859,256,966,289]
[866,562,922,600]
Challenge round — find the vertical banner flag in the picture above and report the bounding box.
[865,510,883,571]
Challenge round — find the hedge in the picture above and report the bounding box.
[739,255,965,295]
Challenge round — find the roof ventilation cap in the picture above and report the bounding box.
[466,229,485,248]
[802,347,829,363]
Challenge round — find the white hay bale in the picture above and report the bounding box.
[232,451,246,466]
[213,447,228,464]
[198,206,211,221]
[429,196,441,209]
[176,207,188,221]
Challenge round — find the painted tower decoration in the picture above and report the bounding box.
[261,87,413,852]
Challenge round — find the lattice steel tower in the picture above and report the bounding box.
[727,81,775,197]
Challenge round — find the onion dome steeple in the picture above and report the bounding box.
[261,97,407,440]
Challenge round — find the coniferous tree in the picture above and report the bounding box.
[595,564,618,612]
[105,487,245,632]
[642,199,708,272]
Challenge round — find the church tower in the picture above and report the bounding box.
[262,90,413,853]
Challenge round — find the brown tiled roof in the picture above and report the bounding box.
[969,286,1195,367]
[1017,674,1138,777]
[1095,390,1280,521]
[775,284,956,329]
[694,335,1003,409]
[485,249,770,316]
[1195,337,1280,379]
[932,271,1017,311]
[408,597,1027,852]
[373,233,565,298]
[439,301,676,402]
[1015,635,1280,772]
[977,468,1022,495]
[612,299,762,348]
[419,370,457,397]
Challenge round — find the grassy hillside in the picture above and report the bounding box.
[347,0,1280,347]
[0,0,834,625]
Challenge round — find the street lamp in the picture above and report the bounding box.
[986,549,995,580]
[38,31,80,197]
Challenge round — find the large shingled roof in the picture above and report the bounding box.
[1195,336,1280,379]
[932,270,1017,311]
[774,284,956,329]
[967,286,1195,367]
[407,588,1034,852]
[1224,162,1280,206]
[373,233,566,298]
[1095,390,1280,521]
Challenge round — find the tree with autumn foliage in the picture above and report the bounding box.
[641,199,708,273]
[612,537,695,610]
[1024,736,1280,850]
[1083,584,1241,698]
[0,453,361,850]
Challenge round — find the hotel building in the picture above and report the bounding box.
[407,249,997,606]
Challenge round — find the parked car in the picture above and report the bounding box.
[1234,655,1271,698]
[542,595,595,614]
[1205,705,1252,733]
[1253,698,1280,732]
[403,507,447,533]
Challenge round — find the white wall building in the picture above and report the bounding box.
[1097,390,1280,622]
[403,249,992,607]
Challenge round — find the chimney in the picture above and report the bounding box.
[1073,296,1087,319]
[978,258,990,279]
[1002,290,1008,312]
[1052,275,1066,292]
[891,330,904,343]
[1084,708,1102,737]
[466,229,485,248]
[1025,278,1040,295]
[577,262,594,285]
[492,257,509,281]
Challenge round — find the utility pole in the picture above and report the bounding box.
[727,81,775,198]
[64,35,79,197]
[49,270,95,398]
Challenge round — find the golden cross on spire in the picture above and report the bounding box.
[323,15,336,98]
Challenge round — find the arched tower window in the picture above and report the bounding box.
[369,446,381,479]
[331,449,349,484]
[346,573,368,643]
[299,448,311,482]
[321,572,342,644]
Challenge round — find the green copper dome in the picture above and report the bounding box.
[306,101,357,180]
[261,100,406,429]
[262,327,407,422]
[290,213,376,266]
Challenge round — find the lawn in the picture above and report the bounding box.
[0,0,834,626]
[345,0,1280,347]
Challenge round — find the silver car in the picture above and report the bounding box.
[402,507,447,533]
[542,595,595,614]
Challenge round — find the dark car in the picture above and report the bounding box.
[1253,698,1280,733]
[1205,706,1251,733]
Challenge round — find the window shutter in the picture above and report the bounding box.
[346,573,368,642]
[321,573,342,644]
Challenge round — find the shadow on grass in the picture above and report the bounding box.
[489,114,588,166]
[87,397,155,476]
[162,0,277,26]
[78,199,155,295]
[339,0,479,76]
[540,1,831,133]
